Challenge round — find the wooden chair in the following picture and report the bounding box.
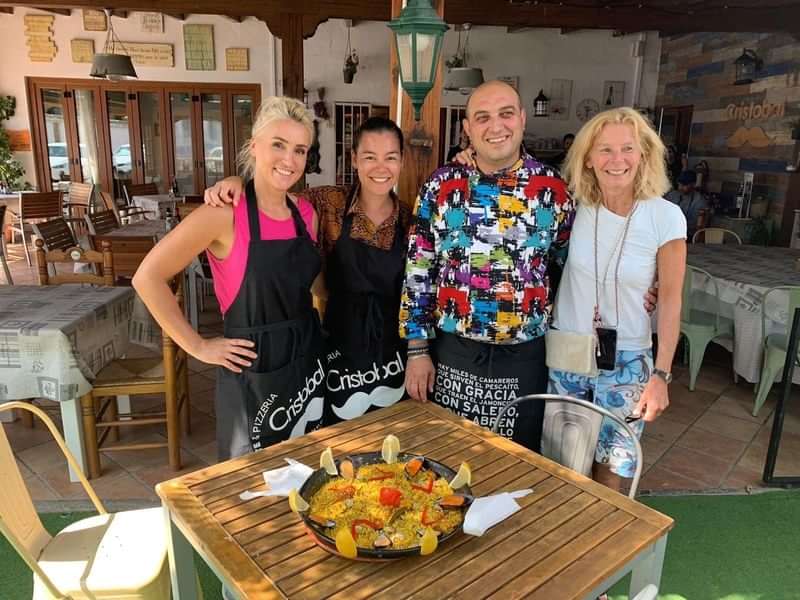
[79,278,191,478]
[64,181,95,237]
[692,227,742,245]
[0,204,12,284]
[31,217,77,252]
[0,401,171,599]
[35,238,115,286]
[123,182,159,203]
[8,191,63,265]
[91,234,156,281]
[116,185,154,224]
[85,209,120,235]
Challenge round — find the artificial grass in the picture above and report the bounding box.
[1,492,799,599]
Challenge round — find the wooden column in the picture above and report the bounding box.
[389,0,445,209]
[278,14,305,100]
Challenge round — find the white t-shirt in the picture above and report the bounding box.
[552,197,686,351]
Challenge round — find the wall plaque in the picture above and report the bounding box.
[120,42,174,67]
[24,14,55,62]
[82,9,107,32]
[140,12,164,34]
[183,24,215,70]
[7,130,31,152]
[225,47,249,71]
[71,39,94,63]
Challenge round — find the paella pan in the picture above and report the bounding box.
[288,435,473,559]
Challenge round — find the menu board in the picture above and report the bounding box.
[225,47,249,71]
[71,39,95,63]
[183,24,215,71]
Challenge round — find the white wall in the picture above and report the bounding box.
[303,22,661,186]
[0,9,277,184]
[0,11,661,189]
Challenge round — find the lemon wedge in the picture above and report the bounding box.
[320,447,338,476]
[449,462,472,490]
[288,488,309,513]
[381,434,400,464]
[335,527,358,559]
[419,527,438,556]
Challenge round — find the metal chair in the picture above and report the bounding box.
[0,204,12,284]
[680,265,735,391]
[491,393,644,499]
[0,401,171,599]
[118,184,155,223]
[691,227,742,245]
[752,285,800,416]
[8,191,63,265]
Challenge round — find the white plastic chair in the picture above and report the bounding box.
[491,393,644,499]
[0,401,171,599]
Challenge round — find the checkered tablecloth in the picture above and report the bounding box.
[687,244,800,383]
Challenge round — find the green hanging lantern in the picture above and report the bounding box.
[387,0,449,120]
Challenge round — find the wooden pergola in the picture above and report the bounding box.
[4,0,800,202]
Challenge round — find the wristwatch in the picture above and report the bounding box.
[652,368,673,384]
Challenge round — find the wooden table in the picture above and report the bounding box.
[157,403,673,600]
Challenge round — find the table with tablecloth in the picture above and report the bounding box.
[132,194,178,220]
[0,284,135,479]
[686,244,800,383]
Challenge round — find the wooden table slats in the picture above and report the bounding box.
[158,402,674,600]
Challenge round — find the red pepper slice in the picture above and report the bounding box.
[350,518,383,538]
[367,468,394,482]
[421,506,443,526]
[411,471,435,493]
[379,487,403,507]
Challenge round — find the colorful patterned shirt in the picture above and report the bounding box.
[399,154,574,344]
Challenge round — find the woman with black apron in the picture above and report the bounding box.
[204,117,411,424]
[133,96,326,461]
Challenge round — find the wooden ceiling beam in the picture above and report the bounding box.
[1,0,799,34]
[34,6,70,14]
[0,6,12,12]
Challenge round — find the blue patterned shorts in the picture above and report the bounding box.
[548,348,652,478]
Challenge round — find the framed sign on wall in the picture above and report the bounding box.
[183,24,215,71]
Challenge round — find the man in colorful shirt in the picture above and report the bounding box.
[400,80,574,451]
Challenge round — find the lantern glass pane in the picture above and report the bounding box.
[415,33,436,85]
[396,33,413,83]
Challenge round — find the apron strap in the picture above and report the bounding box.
[244,179,313,243]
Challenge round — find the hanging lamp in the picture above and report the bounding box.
[90,9,138,81]
[444,24,484,94]
[387,0,449,119]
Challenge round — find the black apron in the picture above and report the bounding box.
[432,331,547,452]
[322,200,407,424]
[215,181,325,460]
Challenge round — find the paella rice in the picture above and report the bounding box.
[308,461,465,550]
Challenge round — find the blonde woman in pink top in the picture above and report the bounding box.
[133,96,326,460]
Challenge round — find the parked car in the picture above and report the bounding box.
[48,142,69,181]
[113,144,132,176]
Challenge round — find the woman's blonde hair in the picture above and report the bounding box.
[562,107,670,205]
[237,95,314,179]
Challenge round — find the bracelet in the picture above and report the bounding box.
[407,353,431,361]
[407,348,429,357]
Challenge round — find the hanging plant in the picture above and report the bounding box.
[343,23,359,84]
[0,96,25,192]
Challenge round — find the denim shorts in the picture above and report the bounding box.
[548,348,652,478]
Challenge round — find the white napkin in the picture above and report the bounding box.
[462,489,534,536]
[239,458,314,500]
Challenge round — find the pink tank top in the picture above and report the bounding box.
[207,194,317,315]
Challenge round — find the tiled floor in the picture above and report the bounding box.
[3,238,800,504]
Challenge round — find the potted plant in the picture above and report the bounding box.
[0,95,25,193]
[343,50,359,84]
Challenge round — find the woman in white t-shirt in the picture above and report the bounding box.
[550,107,687,493]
